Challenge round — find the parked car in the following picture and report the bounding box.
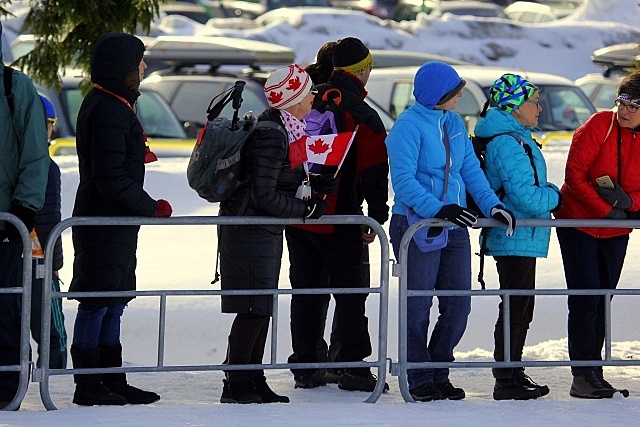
[366,64,597,146]
[159,1,229,23]
[370,49,472,67]
[37,73,192,157]
[220,0,329,18]
[575,73,624,112]
[329,0,399,19]
[142,35,396,137]
[393,0,504,22]
[503,1,557,23]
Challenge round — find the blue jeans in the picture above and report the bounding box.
[72,303,125,349]
[390,214,471,389]
[556,227,628,376]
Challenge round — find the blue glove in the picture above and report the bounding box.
[435,204,478,228]
[491,206,516,237]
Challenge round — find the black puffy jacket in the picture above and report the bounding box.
[219,108,307,315]
[69,33,157,306]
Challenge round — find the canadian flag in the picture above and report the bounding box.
[289,132,356,170]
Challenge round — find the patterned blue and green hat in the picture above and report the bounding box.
[489,73,538,113]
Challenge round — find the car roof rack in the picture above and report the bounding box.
[144,36,295,74]
[591,43,640,77]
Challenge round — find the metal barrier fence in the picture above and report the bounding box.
[393,217,640,403]
[6,214,640,409]
[35,215,390,410]
[0,212,33,411]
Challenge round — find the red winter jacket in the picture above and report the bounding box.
[555,111,640,238]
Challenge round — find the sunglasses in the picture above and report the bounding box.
[615,99,639,113]
[310,88,319,95]
[523,99,541,107]
[47,117,58,127]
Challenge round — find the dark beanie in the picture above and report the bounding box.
[332,37,373,75]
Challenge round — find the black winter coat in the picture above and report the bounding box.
[34,160,63,271]
[219,108,306,315]
[69,33,157,307]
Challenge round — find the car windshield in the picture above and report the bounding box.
[63,88,187,139]
[481,84,596,131]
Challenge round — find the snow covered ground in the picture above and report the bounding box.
[3,0,640,425]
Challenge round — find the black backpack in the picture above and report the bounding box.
[468,131,540,289]
[187,80,285,203]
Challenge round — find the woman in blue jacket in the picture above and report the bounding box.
[386,62,516,402]
[474,74,561,401]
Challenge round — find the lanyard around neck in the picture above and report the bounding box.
[93,84,157,163]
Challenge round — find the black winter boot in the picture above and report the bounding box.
[493,378,541,401]
[70,346,127,406]
[251,375,290,403]
[100,344,160,404]
[220,379,262,404]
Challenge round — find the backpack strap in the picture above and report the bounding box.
[477,133,539,290]
[4,65,14,115]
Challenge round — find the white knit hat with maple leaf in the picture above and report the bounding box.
[264,64,312,110]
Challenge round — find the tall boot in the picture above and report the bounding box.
[251,374,290,403]
[100,344,160,404]
[70,346,126,406]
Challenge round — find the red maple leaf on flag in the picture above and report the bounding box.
[268,91,283,105]
[287,76,301,91]
[308,138,330,154]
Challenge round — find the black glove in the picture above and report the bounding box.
[304,199,328,219]
[596,183,632,210]
[491,206,516,237]
[605,207,626,219]
[551,190,563,213]
[309,174,338,195]
[7,204,36,237]
[434,204,478,228]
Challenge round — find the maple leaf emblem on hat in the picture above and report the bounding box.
[308,138,330,154]
[287,76,301,91]
[268,91,283,105]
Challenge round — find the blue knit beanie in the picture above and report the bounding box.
[39,95,56,123]
[413,62,466,109]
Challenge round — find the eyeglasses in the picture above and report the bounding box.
[615,99,639,113]
[47,117,58,127]
[523,99,541,107]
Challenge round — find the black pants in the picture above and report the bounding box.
[557,227,628,376]
[0,238,23,402]
[224,313,270,383]
[493,256,536,379]
[285,226,372,378]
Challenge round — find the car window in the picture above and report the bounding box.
[592,84,618,111]
[389,81,414,119]
[62,89,83,135]
[366,96,395,132]
[577,82,599,98]
[218,85,267,119]
[136,91,188,138]
[170,81,228,126]
[482,84,596,131]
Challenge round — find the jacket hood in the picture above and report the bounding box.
[413,61,464,109]
[474,108,530,139]
[90,32,144,104]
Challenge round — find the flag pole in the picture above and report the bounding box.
[322,125,358,200]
